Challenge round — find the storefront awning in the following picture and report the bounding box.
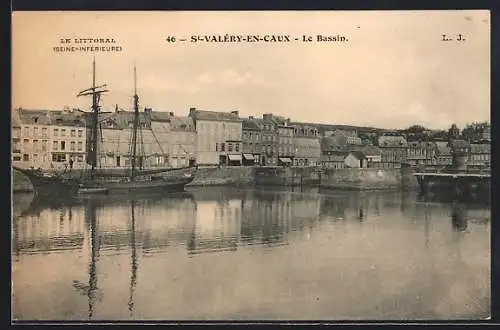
[228,154,242,161]
[279,157,292,163]
[243,154,255,160]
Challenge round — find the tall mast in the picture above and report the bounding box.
[130,65,139,179]
[77,57,108,178]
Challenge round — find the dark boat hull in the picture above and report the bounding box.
[13,166,196,198]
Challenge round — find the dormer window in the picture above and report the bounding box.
[32,117,38,124]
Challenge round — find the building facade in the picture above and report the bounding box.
[12,108,87,170]
[468,142,491,169]
[291,123,321,167]
[241,117,262,165]
[406,141,437,168]
[377,135,408,168]
[189,108,242,166]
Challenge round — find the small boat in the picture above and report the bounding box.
[77,187,109,195]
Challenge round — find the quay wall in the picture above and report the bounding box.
[187,166,254,187]
[12,166,419,192]
[320,168,419,191]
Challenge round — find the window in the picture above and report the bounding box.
[78,129,83,137]
[23,139,29,145]
[24,127,29,136]
[33,127,39,136]
[77,141,83,151]
[52,154,66,162]
[54,128,59,136]
[215,143,219,152]
[220,143,225,151]
[33,154,38,162]
[53,141,58,150]
[33,140,39,151]
[77,155,84,162]
[61,129,66,136]
[71,129,76,137]
[61,141,65,150]
[235,143,240,152]
[228,143,233,152]
[23,154,29,161]
[42,140,47,151]
[42,127,48,137]
[70,141,76,151]
[13,156,21,161]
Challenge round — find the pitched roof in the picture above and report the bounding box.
[449,139,470,149]
[349,151,367,159]
[242,117,262,130]
[149,111,172,122]
[470,143,490,154]
[17,108,87,127]
[436,145,452,156]
[362,145,381,156]
[170,116,195,132]
[190,109,241,122]
[378,135,407,147]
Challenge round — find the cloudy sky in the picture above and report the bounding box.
[12,10,489,130]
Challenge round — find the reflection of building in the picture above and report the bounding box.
[188,199,242,254]
[13,207,85,254]
[189,108,242,166]
[12,108,87,170]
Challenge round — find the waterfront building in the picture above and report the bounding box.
[448,139,471,170]
[407,141,437,169]
[376,134,408,168]
[291,122,321,167]
[148,109,197,168]
[241,117,263,166]
[261,114,295,166]
[94,109,155,168]
[12,108,87,170]
[320,136,348,169]
[11,109,22,163]
[434,141,453,167]
[362,145,382,167]
[468,142,491,170]
[95,109,196,169]
[345,151,368,168]
[189,108,242,166]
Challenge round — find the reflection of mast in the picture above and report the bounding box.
[128,201,138,316]
[84,199,99,320]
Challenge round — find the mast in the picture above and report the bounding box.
[77,57,108,178]
[130,65,140,179]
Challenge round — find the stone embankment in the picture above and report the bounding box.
[12,166,419,193]
[319,168,419,191]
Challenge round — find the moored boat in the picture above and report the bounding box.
[12,59,197,199]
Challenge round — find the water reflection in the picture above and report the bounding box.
[11,187,490,320]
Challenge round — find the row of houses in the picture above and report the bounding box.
[11,107,491,171]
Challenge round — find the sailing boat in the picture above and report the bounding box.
[14,60,196,198]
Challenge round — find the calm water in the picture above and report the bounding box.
[11,187,490,321]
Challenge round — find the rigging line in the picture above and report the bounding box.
[149,125,167,157]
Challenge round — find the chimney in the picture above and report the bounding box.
[169,112,174,116]
[144,107,152,114]
[249,116,254,119]
[230,110,239,117]
[189,107,196,114]
[263,113,273,121]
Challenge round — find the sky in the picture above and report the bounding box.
[12,10,490,130]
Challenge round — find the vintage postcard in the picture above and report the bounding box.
[11,10,490,321]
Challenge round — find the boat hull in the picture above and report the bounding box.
[13,166,196,198]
